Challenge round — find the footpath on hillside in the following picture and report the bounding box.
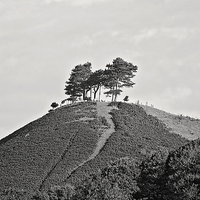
[64,102,117,181]
[88,102,116,159]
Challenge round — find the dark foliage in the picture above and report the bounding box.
[71,157,140,200]
[31,185,74,200]
[51,102,59,109]
[104,58,138,102]
[123,96,129,102]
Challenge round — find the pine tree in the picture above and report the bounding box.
[64,62,92,102]
[104,57,138,102]
[85,69,106,101]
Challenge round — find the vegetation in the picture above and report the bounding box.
[64,57,138,102]
[31,185,74,200]
[64,62,92,102]
[65,102,188,186]
[0,188,28,200]
[0,102,104,193]
[84,69,105,101]
[142,105,200,140]
[51,102,59,109]
[104,58,138,102]
[2,56,200,199]
[123,96,129,102]
[1,101,200,199]
[4,138,200,200]
[70,139,200,200]
[71,157,140,200]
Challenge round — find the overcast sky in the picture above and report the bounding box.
[0,0,200,139]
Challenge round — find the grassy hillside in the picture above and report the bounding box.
[0,102,105,193]
[0,101,191,198]
[142,105,200,140]
[64,102,188,185]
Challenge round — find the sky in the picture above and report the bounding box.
[0,0,200,139]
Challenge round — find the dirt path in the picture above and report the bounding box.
[91,102,116,157]
[64,102,117,181]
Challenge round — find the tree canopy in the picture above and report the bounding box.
[64,62,92,102]
[64,57,138,102]
[104,57,138,102]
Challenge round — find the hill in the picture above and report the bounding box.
[142,105,200,140]
[1,101,197,199]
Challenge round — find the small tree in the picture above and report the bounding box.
[51,102,59,109]
[123,96,129,102]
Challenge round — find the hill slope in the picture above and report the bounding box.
[0,102,103,192]
[40,102,117,190]
[0,102,190,195]
[142,105,200,140]
[64,102,188,185]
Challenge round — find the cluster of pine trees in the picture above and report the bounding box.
[64,57,138,103]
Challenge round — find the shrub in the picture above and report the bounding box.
[31,185,74,200]
[123,96,129,102]
[51,102,59,109]
[137,148,169,199]
[71,157,140,200]
[0,188,28,200]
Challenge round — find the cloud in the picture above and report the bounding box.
[42,0,65,3]
[126,28,158,45]
[71,35,95,48]
[129,27,197,45]
[71,0,108,6]
[42,0,109,5]
[161,27,196,40]
[161,87,193,103]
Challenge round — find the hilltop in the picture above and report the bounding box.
[1,101,200,199]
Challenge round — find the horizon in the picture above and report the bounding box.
[1,0,200,139]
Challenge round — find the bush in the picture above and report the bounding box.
[51,102,59,109]
[123,96,129,102]
[137,139,200,200]
[31,185,74,200]
[138,148,169,199]
[71,157,140,200]
[0,188,28,200]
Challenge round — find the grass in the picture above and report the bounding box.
[65,102,188,186]
[142,105,200,140]
[0,102,104,194]
[0,101,191,196]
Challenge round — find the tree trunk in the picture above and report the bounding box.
[94,85,100,100]
[111,86,114,102]
[83,89,86,100]
[90,87,92,100]
[114,83,118,102]
[99,85,101,101]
